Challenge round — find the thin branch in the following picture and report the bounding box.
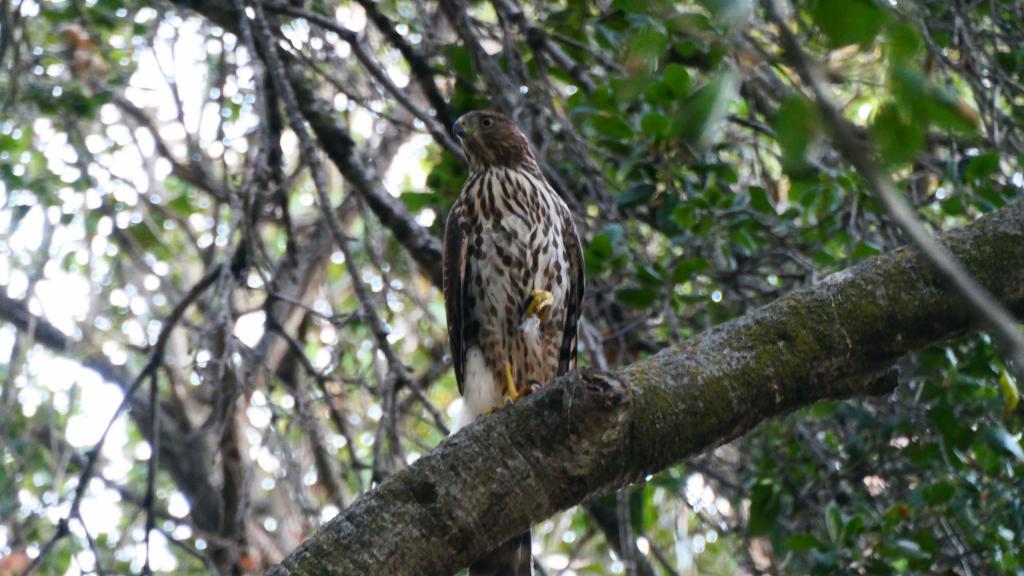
[616,489,637,576]
[266,316,366,494]
[438,0,519,112]
[113,96,228,201]
[584,497,656,576]
[142,371,160,576]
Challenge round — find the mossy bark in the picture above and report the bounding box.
[268,201,1024,576]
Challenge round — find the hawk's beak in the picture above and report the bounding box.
[453,118,468,139]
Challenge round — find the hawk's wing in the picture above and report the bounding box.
[558,218,585,375]
[443,204,467,394]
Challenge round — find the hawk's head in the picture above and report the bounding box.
[453,111,535,170]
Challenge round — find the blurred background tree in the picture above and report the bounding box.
[0,0,1021,574]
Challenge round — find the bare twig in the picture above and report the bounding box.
[616,488,637,576]
[266,315,366,494]
[142,370,160,575]
[114,96,228,201]
[0,214,54,429]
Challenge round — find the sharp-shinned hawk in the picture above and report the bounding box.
[443,111,585,576]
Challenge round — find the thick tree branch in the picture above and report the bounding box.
[266,200,1024,575]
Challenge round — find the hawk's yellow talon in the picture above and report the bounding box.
[526,289,554,321]
[503,363,520,401]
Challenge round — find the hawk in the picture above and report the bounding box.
[443,111,585,576]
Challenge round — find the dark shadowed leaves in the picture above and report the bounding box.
[673,70,738,149]
[891,65,980,134]
[870,104,924,166]
[812,0,890,48]
[748,482,781,536]
[773,95,821,175]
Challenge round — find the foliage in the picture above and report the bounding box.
[0,0,1021,574]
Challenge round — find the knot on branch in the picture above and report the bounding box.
[562,369,630,436]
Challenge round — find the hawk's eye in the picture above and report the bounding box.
[480,117,494,128]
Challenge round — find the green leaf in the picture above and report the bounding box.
[586,234,613,261]
[624,28,668,75]
[399,192,436,212]
[870,104,924,166]
[786,533,823,552]
[825,500,842,543]
[998,366,1020,414]
[813,0,890,48]
[127,222,159,250]
[443,44,476,78]
[591,114,634,140]
[640,112,669,137]
[636,263,665,285]
[927,95,981,134]
[611,0,652,12]
[928,406,975,449]
[773,96,821,174]
[964,152,1001,181]
[617,184,656,209]
[851,241,883,260]
[730,225,758,254]
[893,539,929,559]
[673,70,738,149]
[922,481,956,506]
[643,81,675,105]
[748,186,773,213]
[168,193,196,216]
[892,65,980,134]
[748,482,781,536]
[663,63,691,98]
[982,426,1024,462]
[611,76,652,103]
[671,257,709,283]
[887,22,922,62]
[584,224,625,276]
[698,0,753,28]
[616,286,657,308]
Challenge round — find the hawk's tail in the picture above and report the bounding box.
[469,529,532,576]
